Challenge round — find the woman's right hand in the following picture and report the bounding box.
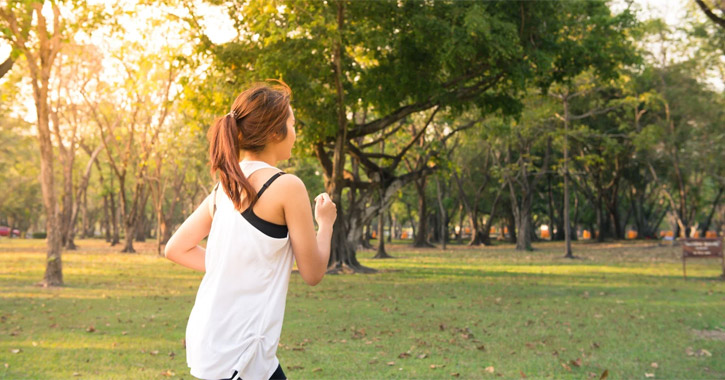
[314,193,337,227]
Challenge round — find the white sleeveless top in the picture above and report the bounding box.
[186,161,295,380]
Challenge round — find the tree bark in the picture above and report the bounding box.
[373,212,392,258]
[435,177,447,250]
[0,56,13,79]
[413,177,434,247]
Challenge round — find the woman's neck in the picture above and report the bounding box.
[241,150,277,167]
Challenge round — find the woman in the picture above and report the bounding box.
[164,81,337,380]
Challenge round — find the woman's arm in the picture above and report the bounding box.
[282,175,336,286]
[164,194,213,272]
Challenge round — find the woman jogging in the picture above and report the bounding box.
[164,81,337,380]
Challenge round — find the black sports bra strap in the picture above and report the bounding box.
[213,182,220,216]
[255,172,286,199]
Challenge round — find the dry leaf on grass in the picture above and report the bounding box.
[485,366,495,373]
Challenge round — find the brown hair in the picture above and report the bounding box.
[208,80,292,211]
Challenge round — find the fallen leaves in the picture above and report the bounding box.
[485,366,495,373]
[85,326,95,333]
[685,347,712,357]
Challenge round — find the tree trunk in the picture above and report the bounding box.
[109,178,120,246]
[387,212,394,243]
[373,212,392,258]
[700,187,723,234]
[37,90,63,285]
[456,204,464,244]
[514,197,532,251]
[596,196,606,242]
[135,189,150,242]
[562,99,573,258]
[102,194,111,242]
[413,177,434,247]
[435,178,448,249]
[80,187,90,238]
[122,220,137,253]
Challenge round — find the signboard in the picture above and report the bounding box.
[682,238,724,280]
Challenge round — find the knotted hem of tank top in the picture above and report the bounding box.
[230,334,267,379]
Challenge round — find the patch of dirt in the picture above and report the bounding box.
[692,328,725,341]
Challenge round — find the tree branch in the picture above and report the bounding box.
[695,0,725,29]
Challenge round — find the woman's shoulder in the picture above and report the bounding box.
[271,171,306,193]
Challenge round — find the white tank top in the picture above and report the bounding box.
[186,160,294,380]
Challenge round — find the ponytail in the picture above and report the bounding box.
[208,113,257,211]
[207,81,292,211]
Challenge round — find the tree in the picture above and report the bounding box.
[188,0,638,270]
[493,94,554,251]
[695,0,725,29]
[1,1,68,285]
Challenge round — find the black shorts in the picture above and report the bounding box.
[222,364,287,380]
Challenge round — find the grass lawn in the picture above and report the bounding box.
[1,238,724,379]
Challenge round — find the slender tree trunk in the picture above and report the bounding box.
[562,97,574,258]
[361,222,373,249]
[413,177,434,247]
[373,213,391,258]
[701,187,723,234]
[109,176,120,245]
[102,194,111,242]
[404,202,416,241]
[596,196,605,242]
[80,187,89,238]
[135,188,150,242]
[456,204,464,244]
[514,197,533,251]
[436,178,447,250]
[388,212,394,243]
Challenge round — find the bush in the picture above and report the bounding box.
[32,232,47,239]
